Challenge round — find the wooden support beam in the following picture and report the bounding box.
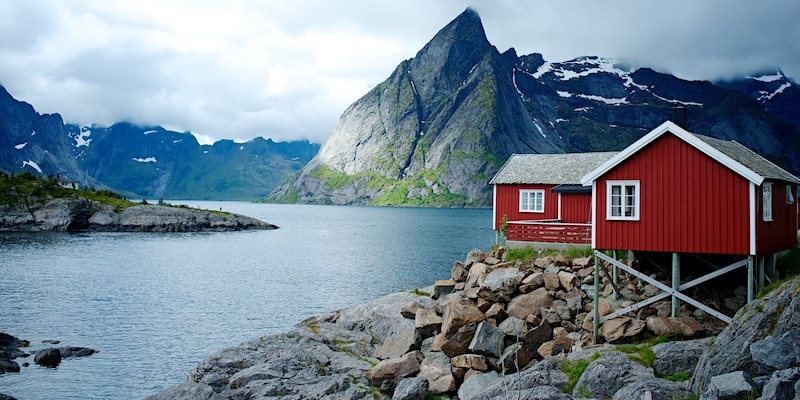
[672,253,680,317]
[593,250,600,341]
[747,256,755,303]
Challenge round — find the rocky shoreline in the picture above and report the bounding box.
[0,197,277,232]
[142,247,800,399]
[1,332,99,392]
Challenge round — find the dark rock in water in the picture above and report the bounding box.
[34,348,62,368]
[58,346,99,358]
[0,357,20,373]
[0,393,19,400]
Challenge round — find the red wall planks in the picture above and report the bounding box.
[594,133,751,254]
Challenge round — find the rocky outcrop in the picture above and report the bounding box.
[146,248,800,399]
[691,276,800,396]
[0,198,277,232]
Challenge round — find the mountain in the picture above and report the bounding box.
[269,8,800,207]
[0,85,320,200]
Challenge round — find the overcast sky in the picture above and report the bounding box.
[1,1,798,145]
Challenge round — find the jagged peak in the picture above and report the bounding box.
[413,7,491,60]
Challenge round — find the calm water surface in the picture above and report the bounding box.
[0,203,494,399]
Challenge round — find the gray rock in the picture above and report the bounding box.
[142,382,226,400]
[691,277,800,393]
[57,346,98,358]
[573,350,654,398]
[458,371,499,400]
[441,322,477,358]
[750,330,800,370]
[757,367,800,400]
[472,360,569,400]
[796,379,800,400]
[498,316,528,337]
[477,267,524,302]
[393,377,428,400]
[0,393,18,400]
[507,287,554,320]
[612,377,695,400]
[703,371,753,400]
[418,352,455,394]
[652,337,712,377]
[368,350,423,391]
[468,321,505,358]
[374,326,419,360]
[34,348,61,367]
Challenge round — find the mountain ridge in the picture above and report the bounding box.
[269,8,800,207]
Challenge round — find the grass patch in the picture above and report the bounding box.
[559,353,598,393]
[617,343,656,367]
[408,288,431,297]
[662,371,691,382]
[505,246,537,263]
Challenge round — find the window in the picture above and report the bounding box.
[763,183,773,222]
[519,190,544,213]
[607,180,639,220]
[786,185,795,205]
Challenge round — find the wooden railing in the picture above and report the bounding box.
[506,220,591,244]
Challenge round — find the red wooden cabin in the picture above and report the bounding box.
[579,120,800,327]
[490,152,617,246]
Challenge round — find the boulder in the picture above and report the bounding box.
[498,342,534,372]
[750,330,800,370]
[691,277,800,393]
[572,256,593,269]
[452,261,468,282]
[557,270,578,291]
[757,367,800,400]
[418,352,455,394]
[401,301,424,319]
[57,346,98,358]
[702,371,753,400]
[471,360,569,400]
[142,382,226,400]
[440,299,485,339]
[465,248,486,267]
[414,309,442,339]
[507,287,554,320]
[457,371,499,400]
[441,323,477,358]
[601,316,646,343]
[537,335,575,359]
[465,263,488,289]
[498,316,528,338]
[484,303,506,320]
[572,350,654,399]
[468,321,505,358]
[534,256,554,269]
[374,326,419,360]
[543,270,561,291]
[522,271,544,287]
[451,354,489,371]
[525,319,553,353]
[477,267,524,302]
[368,350,424,391]
[432,279,457,299]
[392,377,428,400]
[612,377,695,400]
[645,316,706,337]
[34,348,61,368]
[652,337,712,377]
[554,254,571,267]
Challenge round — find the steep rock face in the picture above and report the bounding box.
[271,9,800,207]
[0,86,94,186]
[271,8,562,207]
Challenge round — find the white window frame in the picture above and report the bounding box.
[519,189,545,213]
[606,180,640,221]
[786,185,795,205]
[763,182,773,222]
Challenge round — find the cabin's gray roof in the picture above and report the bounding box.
[693,134,800,184]
[490,152,619,185]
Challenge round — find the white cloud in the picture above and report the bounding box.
[0,0,797,145]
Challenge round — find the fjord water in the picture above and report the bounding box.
[0,203,494,399]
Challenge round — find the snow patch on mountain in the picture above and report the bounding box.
[75,128,92,147]
[143,130,157,135]
[758,82,791,101]
[577,94,628,105]
[22,160,42,173]
[652,94,703,107]
[749,73,784,83]
[15,142,27,150]
[133,157,157,163]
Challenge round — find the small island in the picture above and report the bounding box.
[0,173,277,232]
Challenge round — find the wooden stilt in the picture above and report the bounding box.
[672,252,680,317]
[612,250,618,301]
[758,256,765,291]
[593,250,600,341]
[747,255,755,303]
